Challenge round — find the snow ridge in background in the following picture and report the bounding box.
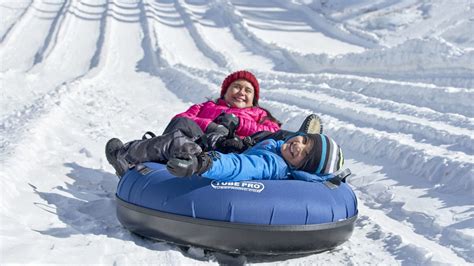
[0,0,472,265]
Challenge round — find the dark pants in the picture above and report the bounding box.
[114,118,204,166]
[119,129,202,165]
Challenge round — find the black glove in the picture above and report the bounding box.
[216,137,247,153]
[206,122,229,136]
[214,113,239,138]
[199,132,224,151]
[166,152,213,177]
[198,123,229,151]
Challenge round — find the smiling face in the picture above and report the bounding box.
[280,135,314,169]
[223,79,255,108]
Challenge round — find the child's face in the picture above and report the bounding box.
[224,79,255,108]
[280,135,313,169]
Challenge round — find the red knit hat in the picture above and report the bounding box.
[221,70,260,104]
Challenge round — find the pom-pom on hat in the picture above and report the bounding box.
[300,134,344,176]
[221,70,260,104]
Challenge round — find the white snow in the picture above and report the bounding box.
[0,0,472,265]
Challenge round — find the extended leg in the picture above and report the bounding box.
[105,130,201,177]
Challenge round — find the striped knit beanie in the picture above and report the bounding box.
[221,70,260,104]
[301,134,344,175]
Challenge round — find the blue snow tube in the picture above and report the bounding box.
[116,162,358,255]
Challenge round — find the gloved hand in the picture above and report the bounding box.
[216,136,247,153]
[166,152,213,177]
[206,122,230,136]
[199,133,224,151]
[198,123,230,151]
[214,113,239,138]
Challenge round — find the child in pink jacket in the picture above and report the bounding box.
[161,70,281,151]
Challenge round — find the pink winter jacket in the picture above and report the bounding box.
[174,99,280,138]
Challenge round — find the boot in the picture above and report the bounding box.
[105,138,131,178]
[298,114,323,134]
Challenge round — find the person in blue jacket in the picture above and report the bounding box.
[106,127,344,182]
[167,132,344,182]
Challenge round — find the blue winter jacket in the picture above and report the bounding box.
[202,139,291,181]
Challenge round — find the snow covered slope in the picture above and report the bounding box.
[0,0,472,264]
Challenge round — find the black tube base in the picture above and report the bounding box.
[116,197,357,255]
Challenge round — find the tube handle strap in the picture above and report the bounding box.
[324,168,351,189]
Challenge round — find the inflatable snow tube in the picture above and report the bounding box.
[116,162,358,255]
